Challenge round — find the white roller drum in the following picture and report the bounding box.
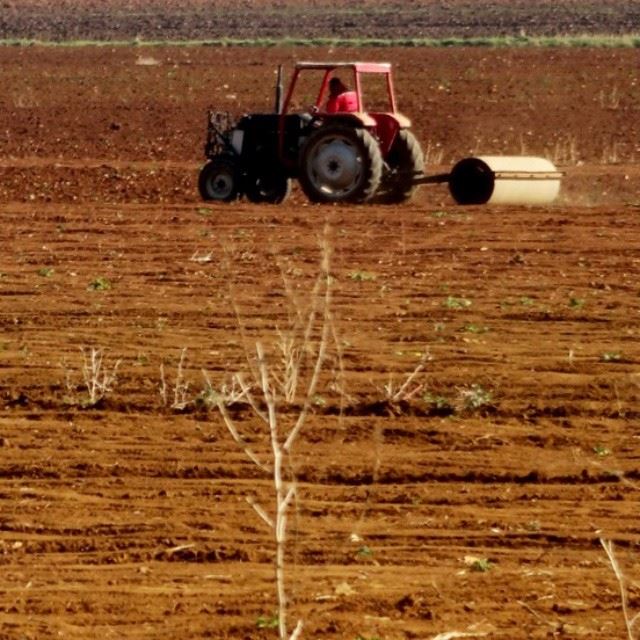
[449,156,562,205]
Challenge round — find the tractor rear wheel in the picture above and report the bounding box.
[245,171,292,204]
[198,155,241,202]
[379,129,424,204]
[299,125,383,203]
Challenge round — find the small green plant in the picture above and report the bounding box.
[423,392,454,412]
[135,352,149,366]
[349,270,377,282]
[257,614,280,629]
[568,296,585,309]
[37,267,54,277]
[444,296,472,310]
[500,298,514,309]
[458,384,492,411]
[465,555,494,572]
[593,444,612,457]
[88,276,112,291]
[312,394,326,407]
[462,323,488,334]
[470,557,493,572]
[356,545,374,559]
[525,520,541,532]
[601,351,622,362]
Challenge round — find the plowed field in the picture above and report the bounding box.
[1,32,640,640]
[2,0,640,40]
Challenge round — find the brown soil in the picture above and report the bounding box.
[1,35,640,640]
[2,0,640,40]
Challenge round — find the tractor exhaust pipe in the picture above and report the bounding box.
[274,64,283,114]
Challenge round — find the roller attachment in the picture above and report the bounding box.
[448,156,562,205]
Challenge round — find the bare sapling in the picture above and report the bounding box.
[82,347,121,406]
[159,347,191,410]
[204,231,334,640]
[600,538,640,640]
[62,346,121,406]
[383,347,432,404]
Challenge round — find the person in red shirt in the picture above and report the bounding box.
[325,77,358,113]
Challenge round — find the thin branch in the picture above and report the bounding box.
[246,495,274,529]
[289,619,304,640]
[272,331,300,402]
[279,252,323,342]
[256,343,279,443]
[283,312,329,452]
[229,294,261,385]
[281,484,296,513]
[300,266,324,354]
[234,372,269,424]
[216,400,271,472]
[386,348,431,403]
[159,362,167,405]
[516,599,558,628]
[284,240,332,452]
[276,507,288,546]
[600,538,636,640]
[329,312,347,418]
[217,375,249,405]
[79,346,121,405]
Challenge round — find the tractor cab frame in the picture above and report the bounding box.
[277,62,411,166]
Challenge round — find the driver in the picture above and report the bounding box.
[325,77,358,113]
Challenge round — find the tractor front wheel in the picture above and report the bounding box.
[299,125,383,204]
[379,129,424,204]
[245,171,292,204]
[198,155,241,202]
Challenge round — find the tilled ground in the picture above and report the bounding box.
[0,43,640,640]
[2,0,640,40]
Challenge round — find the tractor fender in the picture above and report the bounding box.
[371,112,412,129]
[392,113,412,129]
[368,112,412,156]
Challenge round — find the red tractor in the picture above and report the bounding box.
[198,61,424,205]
